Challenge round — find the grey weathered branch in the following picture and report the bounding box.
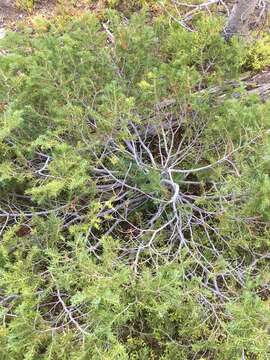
[223,0,259,41]
[155,71,270,115]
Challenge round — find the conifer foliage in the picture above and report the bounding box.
[0,6,270,359]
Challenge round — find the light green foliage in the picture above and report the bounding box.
[246,33,270,71]
[0,8,270,360]
[16,0,35,12]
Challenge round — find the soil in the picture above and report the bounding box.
[0,0,57,28]
[0,0,24,27]
[0,0,104,30]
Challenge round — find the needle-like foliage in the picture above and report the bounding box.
[0,7,270,359]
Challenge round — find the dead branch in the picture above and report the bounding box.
[223,0,259,40]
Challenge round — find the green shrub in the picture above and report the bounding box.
[246,33,270,71]
[0,9,269,360]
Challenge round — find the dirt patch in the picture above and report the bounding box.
[0,0,58,28]
[0,0,25,27]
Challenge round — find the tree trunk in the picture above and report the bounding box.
[223,0,258,41]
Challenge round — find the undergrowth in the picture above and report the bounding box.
[0,7,270,360]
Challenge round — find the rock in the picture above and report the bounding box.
[0,28,5,39]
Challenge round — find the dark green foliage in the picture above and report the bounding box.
[0,8,270,360]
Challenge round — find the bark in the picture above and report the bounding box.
[223,0,258,41]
